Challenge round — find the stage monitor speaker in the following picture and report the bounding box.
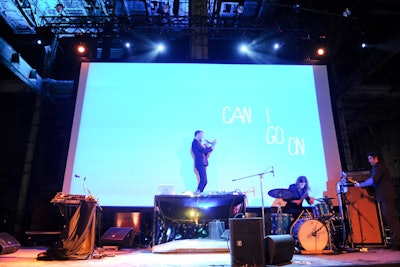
[100,227,135,248]
[229,218,265,267]
[264,234,294,265]
[0,232,21,255]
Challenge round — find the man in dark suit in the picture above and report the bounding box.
[354,151,400,250]
[191,130,216,194]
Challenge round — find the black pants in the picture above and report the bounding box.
[195,164,207,192]
[380,199,400,247]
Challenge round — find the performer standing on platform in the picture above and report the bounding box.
[354,151,400,251]
[283,176,315,221]
[191,130,216,194]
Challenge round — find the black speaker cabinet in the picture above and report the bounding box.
[0,232,21,255]
[100,227,135,248]
[229,218,265,267]
[265,234,294,265]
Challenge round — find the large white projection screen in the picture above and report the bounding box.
[63,63,341,207]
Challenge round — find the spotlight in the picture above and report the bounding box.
[37,39,42,45]
[273,42,281,50]
[239,44,248,53]
[76,44,86,54]
[293,4,301,13]
[316,47,326,56]
[55,3,64,13]
[156,43,165,52]
[105,1,113,9]
[125,42,131,48]
[361,42,367,48]
[342,8,351,17]
[236,5,244,14]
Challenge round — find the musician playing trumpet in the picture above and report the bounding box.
[191,130,216,194]
[283,176,315,221]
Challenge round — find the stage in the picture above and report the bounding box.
[1,240,400,267]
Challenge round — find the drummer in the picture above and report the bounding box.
[282,176,315,221]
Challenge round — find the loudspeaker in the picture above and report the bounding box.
[229,218,265,267]
[264,234,294,265]
[100,227,135,248]
[0,232,21,255]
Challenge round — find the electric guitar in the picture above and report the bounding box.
[346,177,375,196]
[346,177,357,184]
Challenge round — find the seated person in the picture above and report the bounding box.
[283,176,314,221]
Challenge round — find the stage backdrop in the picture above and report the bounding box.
[62,63,342,207]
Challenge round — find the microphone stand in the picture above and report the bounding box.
[232,168,274,237]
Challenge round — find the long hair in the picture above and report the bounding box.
[296,175,310,192]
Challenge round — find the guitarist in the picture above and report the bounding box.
[283,176,315,222]
[354,151,400,251]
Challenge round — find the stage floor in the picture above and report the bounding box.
[1,240,400,267]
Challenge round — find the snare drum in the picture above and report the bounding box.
[291,219,328,251]
[313,203,333,218]
[270,213,292,234]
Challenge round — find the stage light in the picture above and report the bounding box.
[55,3,64,13]
[105,1,113,9]
[76,44,87,54]
[236,5,244,14]
[361,42,367,48]
[156,43,165,52]
[293,4,301,13]
[37,39,42,45]
[316,47,326,56]
[239,44,248,53]
[273,42,281,50]
[125,42,131,48]
[342,8,351,17]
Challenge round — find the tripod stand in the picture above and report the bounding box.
[337,180,353,250]
[232,167,274,237]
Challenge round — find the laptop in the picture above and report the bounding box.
[157,184,175,195]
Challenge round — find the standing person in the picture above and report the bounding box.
[354,151,400,250]
[283,176,315,221]
[191,130,216,194]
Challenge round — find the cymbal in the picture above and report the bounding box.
[268,188,294,199]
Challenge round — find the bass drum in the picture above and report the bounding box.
[291,219,328,251]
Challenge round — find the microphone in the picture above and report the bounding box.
[74,174,80,178]
[205,139,213,144]
[271,166,275,177]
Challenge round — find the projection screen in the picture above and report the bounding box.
[63,63,342,207]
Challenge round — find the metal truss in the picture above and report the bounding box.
[38,14,310,39]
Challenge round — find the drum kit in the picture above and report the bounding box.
[268,188,338,253]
